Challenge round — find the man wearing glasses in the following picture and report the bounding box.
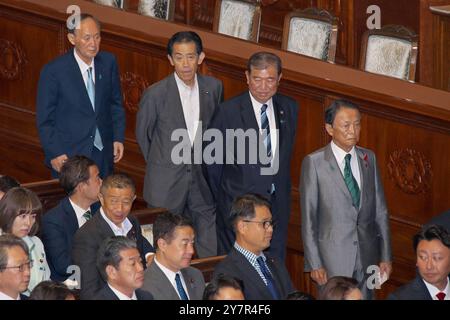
[212,194,295,299]
[0,234,31,300]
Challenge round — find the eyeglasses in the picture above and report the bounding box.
[243,220,275,230]
[2,260,33,272]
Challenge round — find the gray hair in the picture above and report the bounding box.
[0,234,29,271]
[96,236,137,281]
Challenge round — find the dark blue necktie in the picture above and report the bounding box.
[261,104,272,158]
[175,273,189,300]
[256,256,280,299]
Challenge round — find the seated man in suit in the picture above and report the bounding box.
[0,234,31,300]
[141,212,205,300]
[388,225,450,300]
[203,274,244,300]
[72,173,154,300]
[212,194,295,300]
[0,175,20,200]
[95,236,153,300]
[427,210,450,233]
[41,155,101,283]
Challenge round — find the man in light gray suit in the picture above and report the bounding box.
[136,31,223,258]
[142,212,205,300]
[300,99,392,299]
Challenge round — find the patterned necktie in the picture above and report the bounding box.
[436,292,446,300]
[175,273,189,300]
[83,210,92,221]
[344,154,360,208]
[256,256,280,300]
[261,104,272,159]
[87,67,104,151]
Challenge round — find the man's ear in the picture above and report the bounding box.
[106,265,116,280]
[98,192,105,207]
[245,71,250,85]
[236,220,246,234]
[167,54,174,66]
[277,72,283,84]
[325,123,334,137]
[197,52,205,65]
[157,238,166,251]
[67,33,76,46]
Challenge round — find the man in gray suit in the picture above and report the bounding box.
[136,31,223,258]
[141,212,205,300]
[300,99,392,299]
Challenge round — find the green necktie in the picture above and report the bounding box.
[344,154,360,208]
[83,210,92,221]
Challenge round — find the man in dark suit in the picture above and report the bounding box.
[213,194,295,300]
[141,212,205,300]
[36,13,125,178]
[41,155,101,282]
[95,236,153,300]
[0,235,31,300]
[72,173,154,300]
[300,99,392,299]
[0,175,19,200]
[427,210,450,233]
[388,225,450,300]
[136,31,222,258]
[206,52,298,260]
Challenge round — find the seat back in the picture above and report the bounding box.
[138,0,175,20]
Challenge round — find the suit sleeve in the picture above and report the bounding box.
[110,56,126,143]
[41,216,72,279]
[36,65,64,159]
[373,153,392,262]
[300,155,323,271]
[136,89,157,163]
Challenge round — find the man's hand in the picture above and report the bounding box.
[146,253,154,267]
[50,154,68,172]
[310,267,328,285]
[113,142,124,163]
[379,261,392,280]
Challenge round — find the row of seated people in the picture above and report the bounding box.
[91,0,418,81]
[0,170,449,300]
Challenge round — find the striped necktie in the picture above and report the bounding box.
[87,67,104,151]
[344,154,360,208]
[261,104,272,158]
[256,256,280,299]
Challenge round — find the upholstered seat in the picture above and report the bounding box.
[360,25,418,81]
[282,8,338,63]
[93,0,123,8]
[138,0,175,20]
[213,0,262,42]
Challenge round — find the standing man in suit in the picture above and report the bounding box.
[300,99,392,299]
[207,52,298,260]
[72,173,154,300]
[41,155,101,282]
[95,236,153,300]
[388,225,450,300]
[141,212,205,300]
[37,13,125,178]
[136,31,223,258]
[213,194,295,300]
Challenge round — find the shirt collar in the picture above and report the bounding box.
[422,277,450,300]
[249,91,273,112]
[107,283,137,300]
[69,197,90,221]
[73,49,95,75]
[330,140,356,165]
[153,256,180,283]
[0,290,20,300]
[174,72,198,92]
[100,208,132,236]
[234,242,266,266]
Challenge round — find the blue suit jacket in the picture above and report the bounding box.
[41,197,80,281]
[36,49,125,175]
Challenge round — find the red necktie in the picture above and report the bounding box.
[436,292,446,300]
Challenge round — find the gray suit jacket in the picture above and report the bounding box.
[135,73,223,209]
[300,143,392,277]
[141,261,205,300]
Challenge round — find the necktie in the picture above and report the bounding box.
[175,273,189,300]
[344,154,360,208]
[256,256,280,299]
[87,67,104,151]
[436,292,446,300]
[83,210,92,221]
[261,104,272,159]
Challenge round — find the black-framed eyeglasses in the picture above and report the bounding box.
[2,260,33,272]
[243,220,275,230]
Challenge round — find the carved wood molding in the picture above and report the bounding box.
[387,148,432,194]
[120,72,149,113]
[0,39,27,80]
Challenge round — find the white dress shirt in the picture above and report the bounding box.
[69,198,91,228]
[423,277,450,300]
[330,141,361,189]
[153,257,190,299]
[0,291,19,300]
[73,49,95,89]
[174,72,200,146]
[100,208,133,236]
[249,92,278,164]
[108,283,137,300]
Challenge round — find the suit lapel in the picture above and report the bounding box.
[151,262,180,299]
[197,74,211,133]
[62,197,79,235]
[240,92,259,132]
[356,147,368,209]
[272,95,285,159]
[167,74,188,130]
[68,50,95,115]
[266,257,284,298]
[94,56,104,115]
[181,268,199,299]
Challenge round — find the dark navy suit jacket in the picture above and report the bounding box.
[387,275,438,300]
[94,285,153,300]
[36,49,125,176]
[41,197,81,282]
